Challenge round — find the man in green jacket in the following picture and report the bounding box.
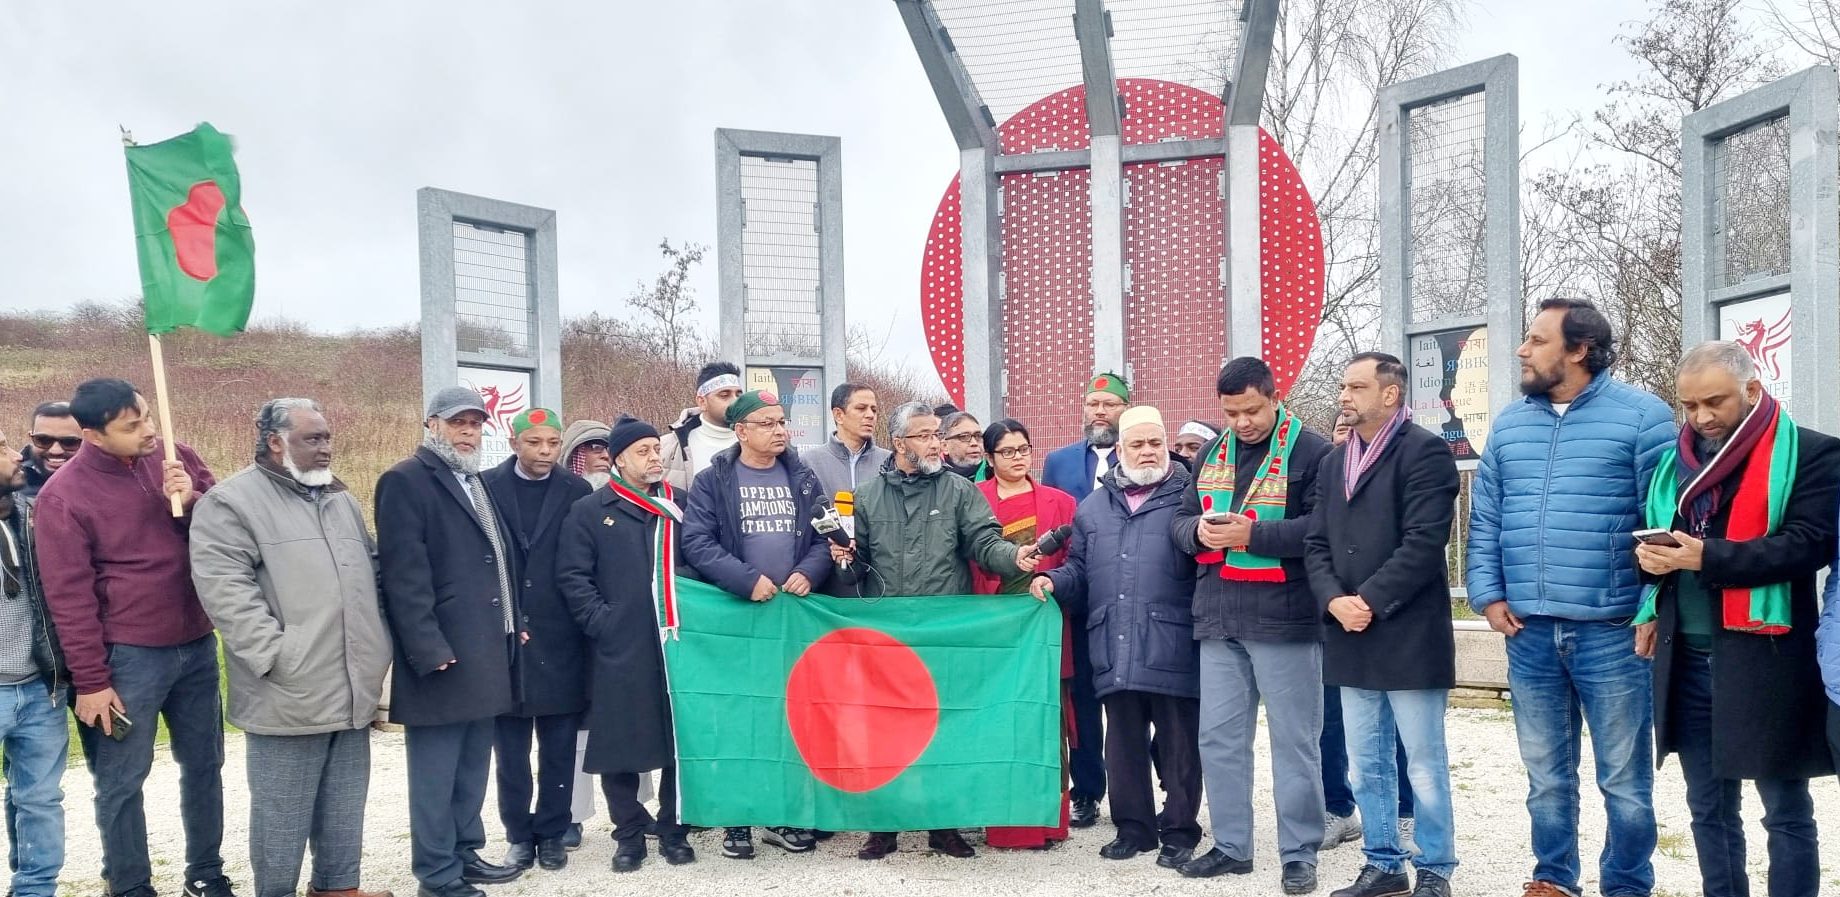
[828,401,1039,859]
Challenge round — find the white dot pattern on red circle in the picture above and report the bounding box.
[920,78,1325,442]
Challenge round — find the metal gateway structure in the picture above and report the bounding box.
[898,0,1326,444]
[417,187,563,468]
[714,129,848,450]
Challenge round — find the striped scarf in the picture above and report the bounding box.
[1195,406,1301,581]
[1634,391,1797,634]
[606,474,685,640]
[1344,407,1411,500]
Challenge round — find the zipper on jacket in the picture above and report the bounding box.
[1536,408,1563,612]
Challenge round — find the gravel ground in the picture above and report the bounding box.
[48,706,1840,897]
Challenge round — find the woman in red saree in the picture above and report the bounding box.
[972,418,1080,849]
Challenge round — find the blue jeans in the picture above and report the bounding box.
[0,678,68,897]
[90,636,227,895]
[1339,687,1456,879]
[1671,646,1817,897]
[1322,684,1415,819]
[1506,616,1656,896]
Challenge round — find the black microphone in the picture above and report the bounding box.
[1034,524,1074,556]
[810,502,858,586]
[810,502,852,549]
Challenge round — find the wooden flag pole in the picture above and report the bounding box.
[147,334,185,518]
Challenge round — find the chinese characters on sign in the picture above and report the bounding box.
[459,366,531,469]
[747,366,828,449]
[1409,326,1490,463]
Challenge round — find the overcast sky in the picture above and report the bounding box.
[1,1,1651,387]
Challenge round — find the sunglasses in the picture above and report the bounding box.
[29,434,81,452]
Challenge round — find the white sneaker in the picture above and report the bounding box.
[1397,817,1419,857]
[1323,811,1362,848]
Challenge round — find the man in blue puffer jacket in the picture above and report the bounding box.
[1822,556,1840,771]
[1466,298,1675,897]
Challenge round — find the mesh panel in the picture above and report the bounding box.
[740,156,823,361]
[1714,116,1792,288]
[1405,89,1488,324]
[452,221,532,358]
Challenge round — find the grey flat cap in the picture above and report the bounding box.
[426,386,489,420]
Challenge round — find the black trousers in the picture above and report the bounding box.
[1068,616,1107,800]
[603,769,679,845]
[405,719,493,888]
[1828,699,1840,774]
[493,713,581,844]
[1102,690,1202,850]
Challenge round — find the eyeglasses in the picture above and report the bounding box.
[29,434,81,452]
[945,433,982,444]
[1084,399,1127,413]
[993,445,1032,459]
[740,417,789,430]
[899,431,943,443]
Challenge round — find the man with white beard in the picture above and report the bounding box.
[190,399,394,897]
[1031,406,1202,869]
[376,387,527,897]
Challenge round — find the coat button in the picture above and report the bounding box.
[491,599,501,606]
[524,580,533,589]
[484,554,494,564]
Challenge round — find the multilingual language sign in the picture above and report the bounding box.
[1409,326,1490,463]
[458,365,531,469]
[747,366,827,450]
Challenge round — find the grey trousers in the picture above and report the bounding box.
[1197,638,1327,865]
[244,728,371,897]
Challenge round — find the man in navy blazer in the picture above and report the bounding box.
[1039,371,1132,828]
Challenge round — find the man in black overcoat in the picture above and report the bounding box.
[1633,340,1838,897]
[1304,353,1461,897]
[376,387,526,897]
[481,408,592,873]
[556,417,696,873]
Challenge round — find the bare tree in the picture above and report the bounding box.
[626,238,708,365]
[1520,0,1784,401]
[1258,0,1465,422]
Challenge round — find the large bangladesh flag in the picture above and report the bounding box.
[665,577,1062,831]
[124,123,255,336]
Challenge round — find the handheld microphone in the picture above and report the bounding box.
[1034,524,1074,556]
[833,491,855,539]
[810,500,858,586]
[810,503,852,549]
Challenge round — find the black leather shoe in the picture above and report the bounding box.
[416,882,483,897]
[811,829,835,841]
[857,832,899,860]
[1330,865,1411,897]
[500,842,534,871]
[459,858,521,886]
[1178,846,1254,878]
[612,839,645,873]
[659,836,697,866]
[1156,844,1195,869]
[927,829,976,859]
[1070,796,1100,829]
[1099,837,1150,860]
[535,838,567,871]
[1283,861,1320,894]
[1409,870,1449,897]
[561,823,582,852]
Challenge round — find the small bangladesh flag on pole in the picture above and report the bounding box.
[124,122,255,336]
[665,577,1063,831]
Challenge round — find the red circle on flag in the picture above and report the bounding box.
[785,627,939,793]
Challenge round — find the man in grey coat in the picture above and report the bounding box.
[190,399,393,897]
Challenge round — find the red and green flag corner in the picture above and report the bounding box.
[664,576,1063,832]
[124,122,255,337]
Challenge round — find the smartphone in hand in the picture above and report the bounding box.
[1632,528,1682,548]
[106,707,133,742]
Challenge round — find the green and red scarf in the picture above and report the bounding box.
[607,474,685,639]
[1634,390,1797,634]
[1194,405,1301,582]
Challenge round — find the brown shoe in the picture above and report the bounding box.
[308,889,394,897]
[1521,883,1580,897]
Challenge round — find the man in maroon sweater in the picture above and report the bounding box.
[33,378,235,897]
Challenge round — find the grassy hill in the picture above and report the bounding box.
[0,303,928,517]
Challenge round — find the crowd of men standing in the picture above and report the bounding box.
[0,295,1839,897]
